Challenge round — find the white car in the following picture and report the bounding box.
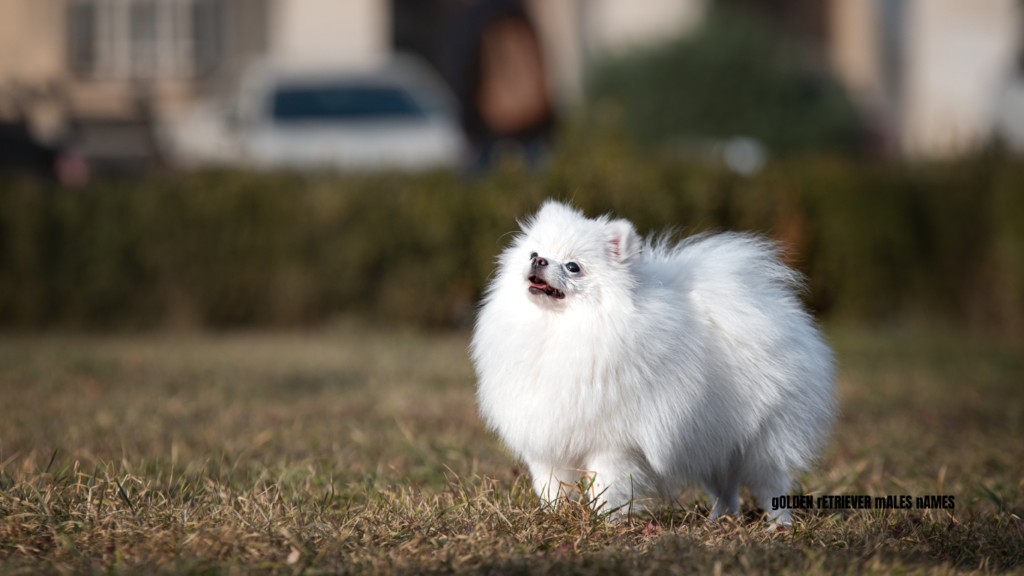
[162,57,467,171]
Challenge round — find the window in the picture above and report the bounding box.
[192,0,222,77]
[271,85,428,122]
[68,1,97,75]
[130,0,157,77]
[66,0,223,80]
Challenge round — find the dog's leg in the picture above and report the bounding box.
[707,483,741,519]
[756,487,793,529]
[528,462,579,506]
[584,453,655,520]
[705,466,741,519]
[750,469,794,529]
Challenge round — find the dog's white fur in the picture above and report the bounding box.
[471,201,836,525]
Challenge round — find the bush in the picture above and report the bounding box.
[0,141,1022,332]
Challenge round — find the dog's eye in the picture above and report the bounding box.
[529,252,538,260]
[565,262,581,273]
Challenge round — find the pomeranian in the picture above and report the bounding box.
[471,201,836,525]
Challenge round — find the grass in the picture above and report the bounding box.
[0,322,1021,574]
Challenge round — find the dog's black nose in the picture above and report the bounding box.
[532,256,548,268]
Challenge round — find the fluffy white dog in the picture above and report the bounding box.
[471,201,836,525]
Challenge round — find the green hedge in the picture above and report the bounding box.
[585,5,862,153]
[1,140,1022,332]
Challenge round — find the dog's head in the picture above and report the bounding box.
[500,201,640,312]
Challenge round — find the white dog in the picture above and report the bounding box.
[471,201,836,525]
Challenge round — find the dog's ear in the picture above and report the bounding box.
[605,219,640,262]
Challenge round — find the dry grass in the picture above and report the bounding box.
[0,322,1021,574]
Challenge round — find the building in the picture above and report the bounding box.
[0,0,273,168]
[829,0,1024,158]
[1,0,1019,165]
[0,0,705,168]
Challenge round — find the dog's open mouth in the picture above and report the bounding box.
[528,275,565,299]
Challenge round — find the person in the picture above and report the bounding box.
[443,0,556,172]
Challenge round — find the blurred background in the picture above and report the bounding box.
[1,0,1023,334]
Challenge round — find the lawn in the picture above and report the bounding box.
[0,322,1021,574]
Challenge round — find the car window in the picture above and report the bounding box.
[271,84,428,122]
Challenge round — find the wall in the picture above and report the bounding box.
[828,0,1023,158]
[269,0,390,69]
[0,0,65,87]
